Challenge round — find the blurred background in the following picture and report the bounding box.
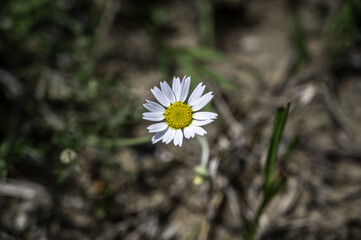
[1,0,361,239]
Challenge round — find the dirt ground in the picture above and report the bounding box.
[1,0,361,239]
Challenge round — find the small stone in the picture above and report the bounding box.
[239,35,261,53]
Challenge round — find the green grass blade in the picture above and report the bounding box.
[185,47,224,61]
[280,134,299,162]
[269,174,287,197]
[199,65,237,90]
[264,103,290,190]
[102,136,152,148]
[175,53,202,87]
[264,109,282,188]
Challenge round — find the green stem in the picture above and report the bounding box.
[100,136,151,148]
[197,135,210,167]
[244,194,269,240]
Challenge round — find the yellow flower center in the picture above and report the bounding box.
[164,102,193,129]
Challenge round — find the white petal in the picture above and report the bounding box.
[172,77,182,101]
[178,130,183,146]
[166,129,176,144]
[163,128,176,144]
[152,128,168,143]
[147,122,168,133]
[193,111,218,120]
[161,128,170,143]
[160,81,176,104]
[174,129,183,147]
[188,83,205,106]
[184,125,195,139]
[151,86,170,107]
[173,130,179,146]
[143,112,163,118]
[192,126,207,136]
[180,76,191,102]
[191,92,213,111]
[142,112,164,121]
[192,119,214,126]
[144,100,165,112]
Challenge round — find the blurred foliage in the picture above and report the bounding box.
[164,46,237,90]
[0,143,8,179]
[290,0,309,68]
[197,0,215,47]
[0,0,82,41]
[136,0,237,90]
[0,0,139,181]
[325,0,361,69]
[0,0,94,69]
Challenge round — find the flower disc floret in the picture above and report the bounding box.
[164,102,193,129]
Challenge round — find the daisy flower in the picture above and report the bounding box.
[143,76,217,147]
